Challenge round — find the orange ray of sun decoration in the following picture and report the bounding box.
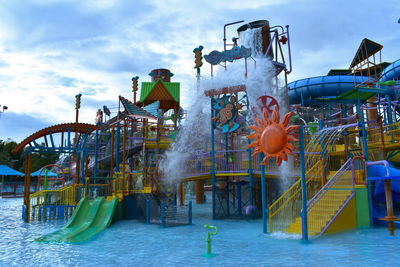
[247,106,299,166]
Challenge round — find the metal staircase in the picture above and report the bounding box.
[285,158,354,237]
[268,159,323,232]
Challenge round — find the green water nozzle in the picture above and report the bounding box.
[203,224,218,258]
[204,224,218,236]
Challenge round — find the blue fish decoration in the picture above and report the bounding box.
[204,46,252,65]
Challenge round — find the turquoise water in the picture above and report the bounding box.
[1,197,400,267]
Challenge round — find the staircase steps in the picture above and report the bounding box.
[285,188,352,236]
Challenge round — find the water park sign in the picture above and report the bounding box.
[204,45,251,65]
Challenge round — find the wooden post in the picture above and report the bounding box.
[384,179,396,236]
[179,183,184,206]
[195,180,205,204]
[23,154,32,223]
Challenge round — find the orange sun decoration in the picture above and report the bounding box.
[247,106,299,166]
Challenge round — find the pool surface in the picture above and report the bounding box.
[1,197,399,267]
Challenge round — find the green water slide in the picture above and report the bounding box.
[35,196,119,243]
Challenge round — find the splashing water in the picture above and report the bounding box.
[160,28,288,190]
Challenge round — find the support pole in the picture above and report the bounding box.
[188,200,193,225]
[319,120,327,185]
[115,123,121,172]
[211,98,216,219]
[84,155,89,178]
[246,97,254,212]
[23,154,32,223]
[94,129,99,177]
[299,125,309,242]
[76,154,81,185]
[225,133,229,171]
[383,179,396,236]
[122,120,127,193]
[195,180,205,204]
[260,154,267,233]
[161,201,166,227]
[179,182,184,206]
[386,95,393,125]
[237,182,242,217]
[111,127,115,177]
[357,99,369,161]
[81,151,86,184]
[146,199,150,224]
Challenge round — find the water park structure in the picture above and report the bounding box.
[9,19,400,244]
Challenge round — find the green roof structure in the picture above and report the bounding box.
[139,78,180,110]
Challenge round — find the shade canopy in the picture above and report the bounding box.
[0,165,24,176]
[31,168,58,177]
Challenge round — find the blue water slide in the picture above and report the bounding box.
[288,59,400,105]
[379,59,400,82]
[288,75,367,104]
[367,164,400,224]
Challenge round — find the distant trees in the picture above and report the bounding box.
[0,139,59,173]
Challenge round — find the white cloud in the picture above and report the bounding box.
[0,0,400,142]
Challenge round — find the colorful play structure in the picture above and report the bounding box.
[10,19,400,242]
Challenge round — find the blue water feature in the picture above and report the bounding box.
[379,59,400,82]
[1,197,400,266]
[367,164,400,226]
[287,58,400,105]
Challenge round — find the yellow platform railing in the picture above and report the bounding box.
[30,185,76,208]
[268,158,323,233]
[368,122,400,149]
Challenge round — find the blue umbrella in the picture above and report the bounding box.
[0,165,24,176]
[31,168,58,177]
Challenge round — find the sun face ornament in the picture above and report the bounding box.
[247,106,299,166]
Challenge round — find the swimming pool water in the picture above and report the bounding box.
[1,197,399,267]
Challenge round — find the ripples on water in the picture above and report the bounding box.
[1,197,400,267]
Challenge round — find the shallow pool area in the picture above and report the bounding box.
[1,197,400,267]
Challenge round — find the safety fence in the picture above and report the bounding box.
[160,201,193,227]
[145,199,192,227]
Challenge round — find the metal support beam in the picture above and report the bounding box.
[260,154,267,233]
[23,154,32,223]
[299,125,308,242]
[211,98,216,219]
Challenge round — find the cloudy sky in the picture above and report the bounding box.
[0,0,399,142]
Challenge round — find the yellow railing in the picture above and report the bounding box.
[268,158,323,233]
[30,185,76,208]
[29,186,77,221]
[111,172,147,195]
[368,122,400,148]
[113,178,125,194]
